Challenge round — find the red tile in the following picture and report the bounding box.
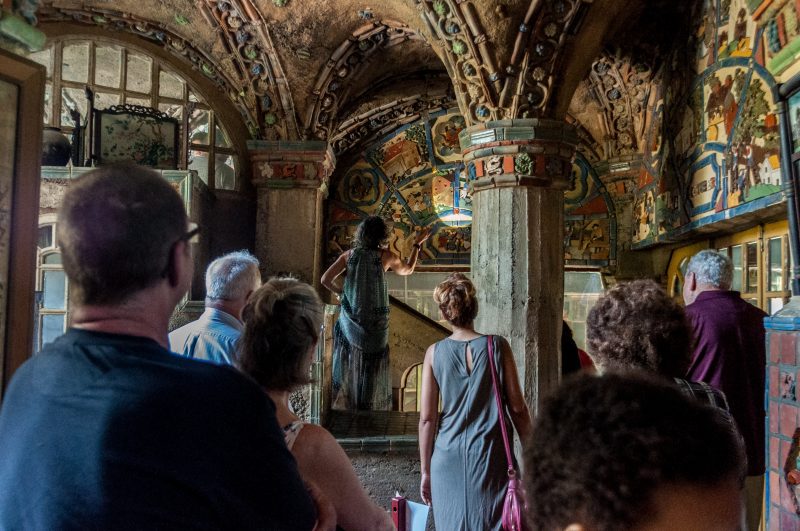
[771,401,781,435]
[780,481,790,512]
[771,472,782,505]
[771,437,781,469]
[780,405,798,438]
[780,509,799,530]
[782,334,797,365]
[782,439,794,470]
[771,334,782,364]
[771,366,781,399]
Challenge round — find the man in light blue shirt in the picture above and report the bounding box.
[169,251,261,365]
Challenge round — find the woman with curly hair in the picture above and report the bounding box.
[238,277,394,531]
[586,279,731,414]
[321,216,430,410]
[418,273,531,530]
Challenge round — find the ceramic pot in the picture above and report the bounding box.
[42,127,72,166]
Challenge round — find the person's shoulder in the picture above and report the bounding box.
[167,319,198,345]
[169,315,202,334]
[738,297,767,318]
[488,334,511,349]
[292,423,339,460]
[295,422,333,444]
[177,358,254,389]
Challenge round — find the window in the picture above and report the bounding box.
[563,270,606,350]
[27,38,238,190]
[400,363,423,412]
[35,223,69,352]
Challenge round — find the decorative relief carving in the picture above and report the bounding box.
[40,2,297,140]
[416,0,500,124]
[582,53,657,158]
[202,0,298,139]
[38,5,260,136]
[305,20,420,141]
[512,0,584,119]
[330,94,454,157]
[249,141,335,190]
[417,0,593,122]
[459,119,578,192]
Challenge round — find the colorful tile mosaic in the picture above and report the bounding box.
[765,316,800,528]
[633,0,786,250]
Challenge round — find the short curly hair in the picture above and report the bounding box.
[586,279,691,377]
[524,373,745,531]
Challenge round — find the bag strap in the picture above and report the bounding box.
[486,335,515,474]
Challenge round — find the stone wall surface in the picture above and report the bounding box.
[388,301,449,390]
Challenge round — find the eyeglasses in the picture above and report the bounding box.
[180,223,201,244]
[160,222,200,278]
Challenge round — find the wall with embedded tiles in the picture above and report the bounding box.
[765,313,800,530]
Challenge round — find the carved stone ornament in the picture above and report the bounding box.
[459,118,578,192]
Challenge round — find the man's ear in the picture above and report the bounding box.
[687,271,696,290]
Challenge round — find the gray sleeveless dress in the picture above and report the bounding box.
[430,335,515,531]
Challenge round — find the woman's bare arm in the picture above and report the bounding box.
[320,251,348,295]
[382,228,433,276]
[418,343,439,505]
[293,425,394,531]
[500,338,532,442]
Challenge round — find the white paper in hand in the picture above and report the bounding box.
[406,500,430,531]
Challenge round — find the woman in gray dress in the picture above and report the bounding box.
[418,273,532,530]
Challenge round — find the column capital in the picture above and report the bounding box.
[459,119,578,193]
[248,140,336,191]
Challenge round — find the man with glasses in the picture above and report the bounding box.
[0,164,321,529]
[170,250,261,365]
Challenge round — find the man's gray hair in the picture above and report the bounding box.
[205,251,261,301]
[685,249,733,290]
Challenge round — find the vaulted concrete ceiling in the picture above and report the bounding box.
[39,0,656,151]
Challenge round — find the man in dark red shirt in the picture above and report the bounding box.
[683,249,767,531]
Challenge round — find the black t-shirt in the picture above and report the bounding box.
[0,329,315,530]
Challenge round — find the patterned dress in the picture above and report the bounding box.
[331,248,391,410]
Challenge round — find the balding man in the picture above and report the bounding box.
[170,251,261,365]
[683,249,767,531]
[0,164,319,529]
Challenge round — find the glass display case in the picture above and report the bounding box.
[563,271,606,351]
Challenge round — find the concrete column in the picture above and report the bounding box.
[248,141,335,287]
[460,119,577,412]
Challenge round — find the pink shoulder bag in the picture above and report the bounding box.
[487,335,528,531]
